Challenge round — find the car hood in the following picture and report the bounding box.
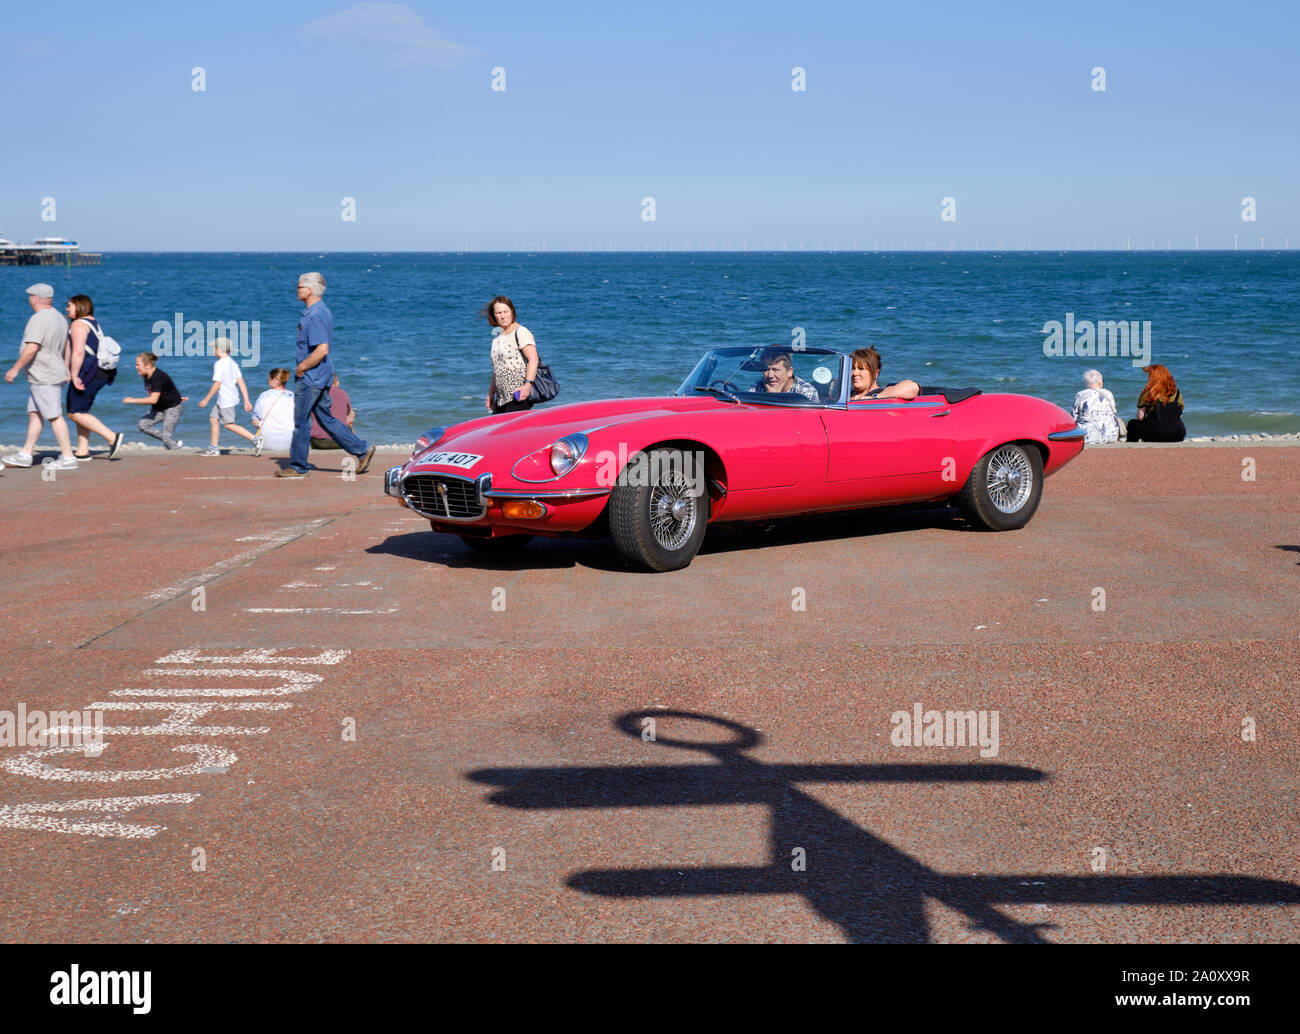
[425,395,724,457]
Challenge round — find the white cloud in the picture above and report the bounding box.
[304,3,481,69]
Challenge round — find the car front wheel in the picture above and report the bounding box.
[956,442,1044,531]
[609,448,710,571]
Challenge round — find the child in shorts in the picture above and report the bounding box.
[124,352,187,450]
[198,338,257,456]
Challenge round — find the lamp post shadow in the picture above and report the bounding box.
[467,710,1300,943]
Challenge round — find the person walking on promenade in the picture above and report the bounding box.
[1072,369,1121,444]
[483,295,539,415]
[3,283,78,470]
[278,272,375,478]
[198,338,259,456]
[125,353,187,450]
[1126,364,1186,443]
[65,294,124,459]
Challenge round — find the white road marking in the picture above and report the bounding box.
[85,701,294,736]
[113,669,323,697]
[145,522,326,599]
[0,743,238,782]
[0,794,201,839]
[1,650,349,837]
[155,649,347,666]
[244,607,397,614]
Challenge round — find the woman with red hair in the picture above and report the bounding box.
[1126,364,1186,442]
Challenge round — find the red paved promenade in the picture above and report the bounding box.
[0,444,1296,942]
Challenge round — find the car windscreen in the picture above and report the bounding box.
[678,347,842,404]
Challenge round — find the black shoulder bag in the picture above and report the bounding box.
[517,330,559,403]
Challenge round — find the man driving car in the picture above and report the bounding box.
[753,348,820,400]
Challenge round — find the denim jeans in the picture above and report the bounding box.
[290,382,367,472]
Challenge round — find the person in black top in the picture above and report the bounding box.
[1125,364,1186,443]
[123,353,188,450]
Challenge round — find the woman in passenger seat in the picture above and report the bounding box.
[849,347,920,401]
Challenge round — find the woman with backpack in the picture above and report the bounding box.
[65,294,124,459]
[1126,364,1186,443]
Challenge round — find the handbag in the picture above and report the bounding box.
[516,330,559,403]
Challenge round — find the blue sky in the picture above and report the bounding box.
[2,0,1296,250]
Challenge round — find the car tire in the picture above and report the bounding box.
[609,447,710,571]
[459,534,533,551]
[956,442,1044,531]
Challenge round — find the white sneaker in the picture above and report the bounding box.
[2,451,33,467]
[50,456,79,470]
[252,436,264,457]
[202,446,220,457]
[170,440,184,450]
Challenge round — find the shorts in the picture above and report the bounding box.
[28,383,65,420]
[67,372,110,415]
[213,405,237,423]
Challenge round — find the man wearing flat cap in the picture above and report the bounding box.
[3,284,79,469]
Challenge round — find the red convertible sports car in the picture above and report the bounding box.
[385,346,1085,571]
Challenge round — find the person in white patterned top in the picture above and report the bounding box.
[1073,369,1121,443]
[484,295,539,415]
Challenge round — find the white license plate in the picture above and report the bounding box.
[420,451,483,469]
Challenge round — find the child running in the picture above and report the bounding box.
[251,368,295,452]
[124,352,187,450]
[198,338,258,456]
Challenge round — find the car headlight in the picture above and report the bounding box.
[549,433,589,477]
[413,426,447,457]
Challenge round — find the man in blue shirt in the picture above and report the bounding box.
[277,272,375,478]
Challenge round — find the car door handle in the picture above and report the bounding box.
[931,410,951,418]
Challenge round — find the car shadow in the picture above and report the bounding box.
[467,710,1300,943]
[1276,545,1300,565]
[368,504,976,573]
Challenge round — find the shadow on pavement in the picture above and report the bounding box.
[468,710,1300,943]
[368,504,977,573]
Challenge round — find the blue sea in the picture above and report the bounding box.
[2,251,1298,444]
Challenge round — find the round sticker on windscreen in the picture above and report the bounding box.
[812,366,832,384]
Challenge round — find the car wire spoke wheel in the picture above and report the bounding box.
[957,440,1044,532]
[609,446,711,571]
[985,444,1034,514]
[648,467,697,550]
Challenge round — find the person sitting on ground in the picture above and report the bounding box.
[1073,369,1121,443]
[753,348,820,400]
[848,346,920,401]
[252,368,296,452]
[310,374,354,450]
[198,337,258,456]
[1126,364,1186,443]
[124,352,187,450]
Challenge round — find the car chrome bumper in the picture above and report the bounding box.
[384,465,404,498]
[1047,426,1086,442]
[388,465,612,519]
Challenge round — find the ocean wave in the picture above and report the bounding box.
[1190,410,1300,435]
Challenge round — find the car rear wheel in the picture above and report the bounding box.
[458,534,533,551]
[956,442,1043,531]
[609,448,710,571]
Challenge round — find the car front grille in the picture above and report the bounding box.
[403,474,485,521]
